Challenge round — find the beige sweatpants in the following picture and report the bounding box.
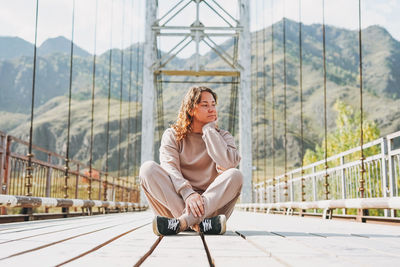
[139,161,243,227]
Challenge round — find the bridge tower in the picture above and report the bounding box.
[141,0,252,202]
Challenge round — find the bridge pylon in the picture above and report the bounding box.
[141,0,252,202]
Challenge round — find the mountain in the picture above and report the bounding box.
[1,20,400,174]
[9,96,142,174]
[38,36,91,58]
[0,43,143,114]
[0,36,34,60]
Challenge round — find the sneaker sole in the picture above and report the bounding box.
[152,216,162,236]
[219,215,227,235]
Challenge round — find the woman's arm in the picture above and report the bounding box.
[201,121,241,170]
[159,128,195,201]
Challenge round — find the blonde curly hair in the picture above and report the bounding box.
[172,86,217,142]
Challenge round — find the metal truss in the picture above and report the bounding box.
[152,0,243,75]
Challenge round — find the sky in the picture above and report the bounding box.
[0,0,399,58]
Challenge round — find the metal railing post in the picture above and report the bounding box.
[46,153,52,197]
[312,166,317,213]
[103,173,108,201]
[277,178,280,203]
[75,164,79,199]
[4,136,12,196]
[0,134,9,215]
[98,172,102,200]
[290,173,294,202]
[340,155,346,214]
[380,138,390,217]
[112,176,116,202]
[387,136,396,217]
[0,133,5,192]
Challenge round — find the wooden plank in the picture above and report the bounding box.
[155,70,240,77]
[0,215,124,243]
[204,230,285,266]
[229,211,400,266]
[0,212,149,236]
[0,212,152,266]
[142,232,209,267]
[1,209,400,266]
[57,224,158,266]
[0,212,124,233]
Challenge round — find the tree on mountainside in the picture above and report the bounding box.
[303,100,380,166]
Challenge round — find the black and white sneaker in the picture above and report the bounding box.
[152,216,181,236]
[199,215,226,235]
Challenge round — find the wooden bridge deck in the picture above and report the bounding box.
[0,210,399,267]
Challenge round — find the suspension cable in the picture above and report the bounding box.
[322,0,330,200]
[26,0,40,197]
[358,0,365,198]
[134,0,142,178]
[283,0,288,201]
[117,0,127,202]
[299,0,305,202]
[156,74,164,143]
[228,33,239,136]
[262,0,268,203]
[270,0,276,203]
[88,0,99,200]
[250,4,255,201]
[64,0,76,199]
[104,0,114,201]
[156,21,164,144]
[254,0,260,202]
[126,0,135,189]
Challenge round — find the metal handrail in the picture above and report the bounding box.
[252,130,400,218]
[0,132,140,213]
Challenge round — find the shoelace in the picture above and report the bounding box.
[167,219,180,231]
[202,219,212,232]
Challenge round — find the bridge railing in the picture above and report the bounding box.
[253,131,400,209]
[0,131,140,206]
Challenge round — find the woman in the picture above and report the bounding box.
[140,86,243,236]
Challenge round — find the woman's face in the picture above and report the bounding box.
[192,91,217,125]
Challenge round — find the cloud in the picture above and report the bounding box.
[0,0,399,56]
[0,0,146,54]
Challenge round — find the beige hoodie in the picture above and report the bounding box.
[159,121,241,201]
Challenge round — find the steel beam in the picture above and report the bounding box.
[141,0,157,164]
[152,26,242,31]
[238,0,252,203]
[155,70,240,76]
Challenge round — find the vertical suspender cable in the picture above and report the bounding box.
[88,0,99,200]
[26,0,40,197]
[64,0,76,199]
[105,0,114,201]
[118,0,126,201]
[322,0,330,200]
[126,0,135,198]
[299,0,305,202]
[262,0,268,202]
[283,0,288,201]
[250,0,255,201]
[134,0,142,178]
[270,0,276,203]
[358,0,365,198]
[156,20,163,144]
[137,2,144,180]
[255,0,260,202]
[229,33,239,136]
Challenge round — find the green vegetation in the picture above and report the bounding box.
[303,100,380,166]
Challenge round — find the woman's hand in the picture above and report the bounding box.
[185,193,204,218]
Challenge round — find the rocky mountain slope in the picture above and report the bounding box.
[1,19,399,173]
